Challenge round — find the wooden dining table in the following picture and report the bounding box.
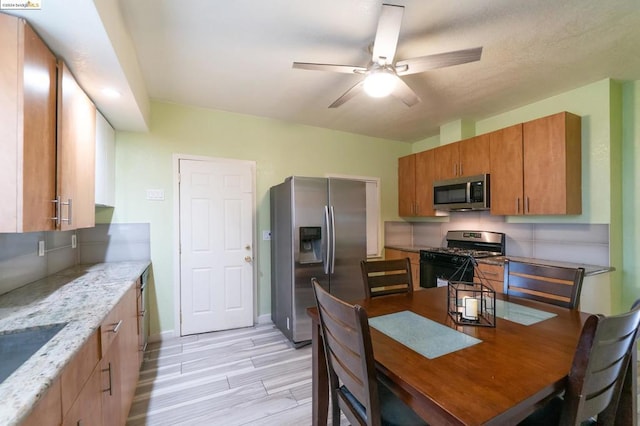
[308,286,638,425]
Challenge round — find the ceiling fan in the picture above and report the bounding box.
[292,3,483,108]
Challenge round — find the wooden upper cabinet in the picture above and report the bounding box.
[0,14,57,233]
[459,134,490,177]
[398,151,436,217]
[433,135,490,181]
[398,154,416,216]
[432,143,459,180]
[489,112,581,216]
[489,124,524,215]
[523,111,582,215]
[414,149,435,216]
[57,60,97,230]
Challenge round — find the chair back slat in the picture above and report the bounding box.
[560,301,640,424]
[361,258,413,298]
[504,260,585,309]
[312,278,381,426]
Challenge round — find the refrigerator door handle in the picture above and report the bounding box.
[330,205,336,274]
[323,205,331,275]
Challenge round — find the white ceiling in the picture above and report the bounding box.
[5,0,640,142]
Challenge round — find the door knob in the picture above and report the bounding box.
[245,256,252,263]
[245,245,251,250]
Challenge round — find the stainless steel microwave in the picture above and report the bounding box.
[433,174,490,211]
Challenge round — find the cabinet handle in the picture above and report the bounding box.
[61,198,72,225]
[111,320,123,334]
[483,271,499,277]
[102,362,113,395]
[459,163,463,176]
[515,198,520,214]
[51,197,61,226]
[525,197,530,213]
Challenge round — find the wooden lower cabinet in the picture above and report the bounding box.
[101,284,138,426]
[474,262,504,294]
[21,379,61,426]
[63,363,103,426]
[20,283,140,426]
[385,248,421,290]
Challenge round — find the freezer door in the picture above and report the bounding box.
[291,177,329,343]
[328,178,366,302]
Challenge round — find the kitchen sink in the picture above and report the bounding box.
[0,322,67,384]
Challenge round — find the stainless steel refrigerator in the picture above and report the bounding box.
[270,176,366,346]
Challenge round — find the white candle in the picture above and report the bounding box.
[463,297,479,320]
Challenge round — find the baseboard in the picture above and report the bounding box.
[148,329,177,343]
[256,313,272,324]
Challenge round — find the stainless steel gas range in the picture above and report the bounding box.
[419,230,505,288]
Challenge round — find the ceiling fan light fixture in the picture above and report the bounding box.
[363,69,396,98]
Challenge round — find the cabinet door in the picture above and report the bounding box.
[489,124,524,215]
[95,110,116,207]
[63,364,103,426]
[21,378,61,426]
[101,337,123,426]
[120,285,140,420]
[398,154,416,216]
[414,149,435,216]
[523,112,581,215]
[57,61,96,230]
[459,134,490,177]
[0,15,56,233]
[432,143,459,180]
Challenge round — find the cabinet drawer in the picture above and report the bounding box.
[61,330,100,415]
[474,262,504,293]
[21,378,61,426]
[101,284,135,357]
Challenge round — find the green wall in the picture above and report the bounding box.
[622,81,640,306]
[110,78,639,335]
[412,78,636,313]
[110,102,411,335]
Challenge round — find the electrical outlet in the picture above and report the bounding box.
[38,240,45,257]
[146,189,165,201]
[263,230,271,241]
[71,234,77,249]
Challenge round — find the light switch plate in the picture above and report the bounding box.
[71,234,77,249]
[146,189,165,201]
[38,240,45,257]
[262,230,271,241]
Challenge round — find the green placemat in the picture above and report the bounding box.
[369,311,481,359]
[495,300,557,325]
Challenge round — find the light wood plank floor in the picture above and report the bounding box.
[127,323,640,426]
[126,323,346,426]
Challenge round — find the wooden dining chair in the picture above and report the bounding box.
[503,259,585,309]
[360,258,413,298]
[311,278,427,426]
[519,299,640,426]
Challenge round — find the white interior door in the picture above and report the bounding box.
[179,158,254,335]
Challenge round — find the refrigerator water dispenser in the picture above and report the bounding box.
[299,226,322,264]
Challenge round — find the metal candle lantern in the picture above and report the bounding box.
[448,280,496,327]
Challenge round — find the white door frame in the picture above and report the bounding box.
[172,153,257,337]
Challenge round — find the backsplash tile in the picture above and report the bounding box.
[0,223,150,296]
[386,213,610,266]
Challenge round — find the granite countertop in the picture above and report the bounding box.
[384,245,612,276]
[0,261,150,426]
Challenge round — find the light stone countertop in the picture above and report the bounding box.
[0,261,150,426]
[384,245,612,276]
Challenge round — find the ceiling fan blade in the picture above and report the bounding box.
[371,4,404,65]
[396,47,483,76]
[329,80,364,108]
[391,76,421,107]
[292,62,367,74]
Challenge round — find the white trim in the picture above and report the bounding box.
[172,154,258,338]
[325,173,382,258]
[256,314,272,325]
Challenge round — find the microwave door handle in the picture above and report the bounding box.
[466,181,472,203]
